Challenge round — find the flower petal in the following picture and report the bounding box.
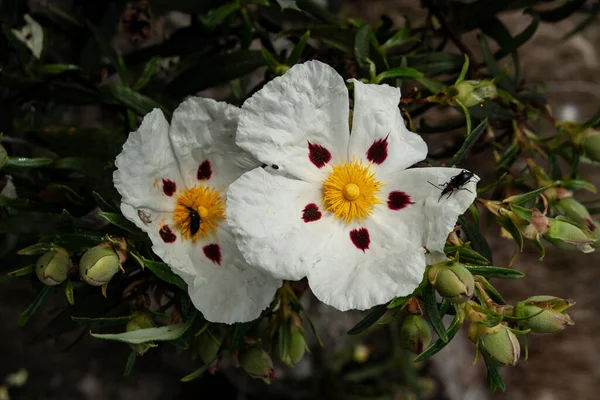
[114,109,182,212]
[226,167,331,280]
[169,97,260,192]
[237,61,350,183]
[307,221,427,310]
[348,80,427,174]
[185,226,282,324]
[375,167,478,255]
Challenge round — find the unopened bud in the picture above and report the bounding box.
[454,80,497,107]
[238,347,275,383]
[197,331,222,365]
[35,248,71,286]
[543,216,595,253]
[274,330,307,366]
[428,260,474,303]
[79,245,121,286]
[126,313,154,355]
[479,324,520,366]
[581,128,600,162]
[400,315,432,354]
[554,197,596,231]
[514,295,575,334]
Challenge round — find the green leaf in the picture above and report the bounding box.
[354,24,371,70]
[458,215,493,262]
[180,359,215,382]
[554,179,597,193]
[90,320,191,344]
[414,304,461,362]
[494,15,539,60]
[456,100,472,136]
[0,143,7,169]
[564,2,600,40]
[123,351,136,377]
[97,212,140,234]
[133,57,159,91]
[6,157,52,168]
[375,67,423,83]
[347,304,388,335]
[17,243,53,255]
[199,3,240,30]
[7,264,34,276]
[478,34,500,77]
[464,265,524,279]
[476,276,506,305]
[166,50,266,96]
[387,295,410,309]
[418,77,445,94]
[72,315,132,328]
[483,352,506,392]
[276,0,299,10]
[503,185,551,206]
[448,118,488,166]
[65,280,75,305]
[101,84,167,117]
[295,0,340,25]
[278,320,291,362]
[455,55,469,84]
[35,64,80,74]
[536,0,586,22]
[18,286,52,327]
[140,258,187,290]
[260,47,281,72]
[39,234,106,254]
[286,30,310,65]
[496,215,524,250]
[402,52,465,76]
[422,284,448,343]
[93,191,117,212]
[444,245,490,265]
[86,19,130,84]
[509,203,533,222]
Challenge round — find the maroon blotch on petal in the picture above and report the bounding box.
[197,160,212,180]
[349,228,370,252]
[366,134,389,165]
[159,225,177,243]
[302,203,322,223]
[203,243,222,265]
[162,179,176,196]
[308,141,332,168]
[387,191,414,210]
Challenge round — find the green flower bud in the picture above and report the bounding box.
[581,128,600,162]
[400,315,432,354]
[454,80,497,107]
[554,197,596,231]
[238,347,275,383]
[479,324,520,366]
[79,245,121,286]
[197,330,222,365]
[428,260,474,303]
[126,313,154,355]
[514,295,575,334]
[273,330,307,366]
[35,249,71,286]
[543,216,595,253]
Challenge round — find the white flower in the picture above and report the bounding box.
[113,97,282,324]
[226,61,478,311]
[11,14,43,59]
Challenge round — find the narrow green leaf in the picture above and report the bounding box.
[97,212,139,234]
[387,295,410,309]
[287,30,310,65]
[101,84,167,117]
[414,304,461,362]
[18,286,52,327]
[564,2,600,40]
[133,57,159,91]
[444,245,490,265]
[494,15,539,60]
[354,24,371,70]
[303,310,324,347]
[295,0,340,25]
[276,0,299,10]
[180,359,215,382]
[554,179,596,193]
[503,185,551,206]
[90,320,191,344]
[199,3,240,30]
[7,264,34,276]
[375,67,423,83]
[141,258,187,290]
[347,304,387,335]
[464,265,524,279]
[64,280,75,305]
[448,119,488,166]
[509,204,532,223]
[458,216,493,262]
[0,143,7,169]
[278,321,291,362]
[72,315,132,328]
[86,19,130,84]
[418,77,445,94]
[260,47,281,71]
[455,55,469,84]
[17,243,53,255]
[6,157,52,168]
[496,215,524,250]
[456,100,472,136]
[483,352,506,392]
[422,284,448,342]
[478,34,500,78]
[92,191,117,212]
[476,276,506,305]
[123,351,136,376]
[536,0,586,22]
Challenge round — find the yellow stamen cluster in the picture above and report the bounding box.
[322,159,383,223]
[173,185,225,242]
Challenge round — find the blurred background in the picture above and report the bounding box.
[2,1,600,399]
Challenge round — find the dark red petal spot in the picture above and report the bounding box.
[302,203,322,223]
[159,225,176,243]
[307,141,332,168]
[366,134,389,165]
[387,190,414,210]
[349,228,370,252]
[197,160,212,180]
[203,243,222,265]
[162,179,176,196]
[585,219,596,232]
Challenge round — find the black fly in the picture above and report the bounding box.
[428,170,476,201]
[186,206,201,235]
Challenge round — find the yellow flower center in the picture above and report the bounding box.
[173,185,225,242]
[322,159,383,223]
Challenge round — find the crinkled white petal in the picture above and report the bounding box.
[226,167,332,280]
[114,109,182,212]
[185,225,282,324]
[375,167,478,255]
[237,61,350,183]
[307,219,427,311]
[169,97,260,192]
[348,80,427,174]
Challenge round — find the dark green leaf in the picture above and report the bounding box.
[414,304,461,362]
[180,359,214,382]
[141,259,187,290]
[133,57,159,91]
[199,3,239,30]
[295,0,340,25]
[448,119,488,166]
[503,185,550,206]
[483,352,506,392]
[101,84,167,117]
[0,143,7,169]
[17,243,53,255]
[278,320,291,362]
[18,286,52,327]
[123,351,136,377]
[375,67,423,83]
[494,15,539,60]
[347,304,388,335]
[97,212,139,234]
[536,0,586,22]
[476,276,506,305]
[402,52,465,76]
[65,280,75,305]
[287,30,311,65]
[7,264,34,276]
[564,2,600,40]
[86,19,130,84]
[444,245,491,265]
[6,157,53,168]
[354,24,371,70]
[496,215,524,250]
[422,284,448,343]
[458,216,493,262]
[72,315,132,328]
[93,191,117,212]
[464,265,524,279]
[554,179,596,193]
[39,234,106,254]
